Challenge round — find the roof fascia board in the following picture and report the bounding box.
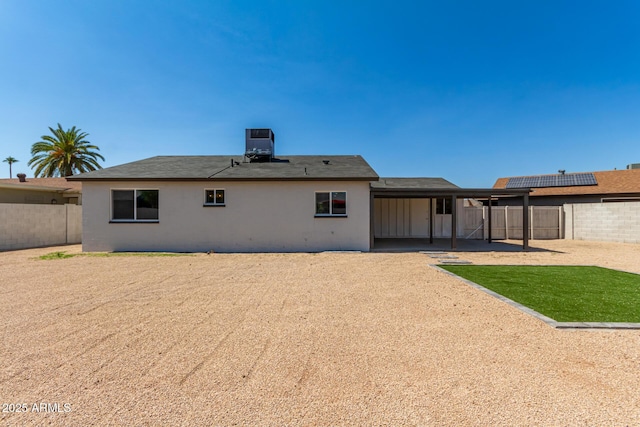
[0,183,71,192]
[68,177,378,182]
[371,188,531,197]
[530,192,640,198]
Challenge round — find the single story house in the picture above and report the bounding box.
[69,129,530,252]
[492,166,640,206]
[0,175,82,205]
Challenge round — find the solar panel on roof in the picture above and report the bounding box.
[575,173,597,185]
[506,173,597,189]
[506,177,524,188]
[540,176,554,187]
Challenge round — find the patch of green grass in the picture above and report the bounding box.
[83,252,190,257]
[38,251,191,260]
[38,251,75,260]
[440,265,640,323]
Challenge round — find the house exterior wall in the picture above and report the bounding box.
[81,180,371,252]
[373,198,465,238]
[563,201,640,244]
[0,204,82,251]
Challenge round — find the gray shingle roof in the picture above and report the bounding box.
[371,177,529,197]
[67,155,379,181]
[370,177,459,189]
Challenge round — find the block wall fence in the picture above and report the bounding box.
[0,204,82,251]
[564,201,640,244]
[1,201,638,251]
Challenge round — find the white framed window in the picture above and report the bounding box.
[315,191,347,216]
[204,189,225,206]
[111,189,159,222]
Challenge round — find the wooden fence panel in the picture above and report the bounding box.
[531,207,561,239]
[463,206,562,240]
[507,207,524,239]
[490,207,507,239]
[463,207,484,239]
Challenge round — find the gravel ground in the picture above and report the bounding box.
[1,240,639,426]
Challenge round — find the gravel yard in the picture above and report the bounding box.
[1,240,639,426]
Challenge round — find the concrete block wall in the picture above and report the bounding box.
[66,204,83,244]
[564,201,640,244]
[0,204,82,251]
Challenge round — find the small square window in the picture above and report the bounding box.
[205,189,225,206]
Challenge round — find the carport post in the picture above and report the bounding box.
[370,192,375,250]
[451,195,457,250]
[523,193,529,251]
[488,197,492,244]
[429,198,434,244]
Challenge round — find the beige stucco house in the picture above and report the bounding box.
[69,129,531,252]
[70,155,377,252]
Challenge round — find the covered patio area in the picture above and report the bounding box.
[370,179,532,251]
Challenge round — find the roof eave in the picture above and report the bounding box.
[0,183,73,192]
[69,176,379,182]
[371,188,531,197]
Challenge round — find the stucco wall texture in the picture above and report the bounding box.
[81,180,371,252]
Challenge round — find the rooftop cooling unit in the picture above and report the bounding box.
[628,163,640,170]
[245,128,275,162]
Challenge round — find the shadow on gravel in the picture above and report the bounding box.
[371,238,562,253]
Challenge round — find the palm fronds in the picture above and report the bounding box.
[28,124,105,177]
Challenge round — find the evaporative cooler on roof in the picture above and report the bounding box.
[245,128,275,162]
[506,173,597,189]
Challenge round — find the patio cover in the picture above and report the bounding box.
[370,179,532,250]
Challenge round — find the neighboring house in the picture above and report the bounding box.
[0,175,82,205]
[69,129,531,252]
[0,175,83,251]
[492,166,640,206]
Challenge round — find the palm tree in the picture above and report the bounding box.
[3,156,19,178]
[28,124,105,177]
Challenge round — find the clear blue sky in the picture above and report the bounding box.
[1,0,639,187]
